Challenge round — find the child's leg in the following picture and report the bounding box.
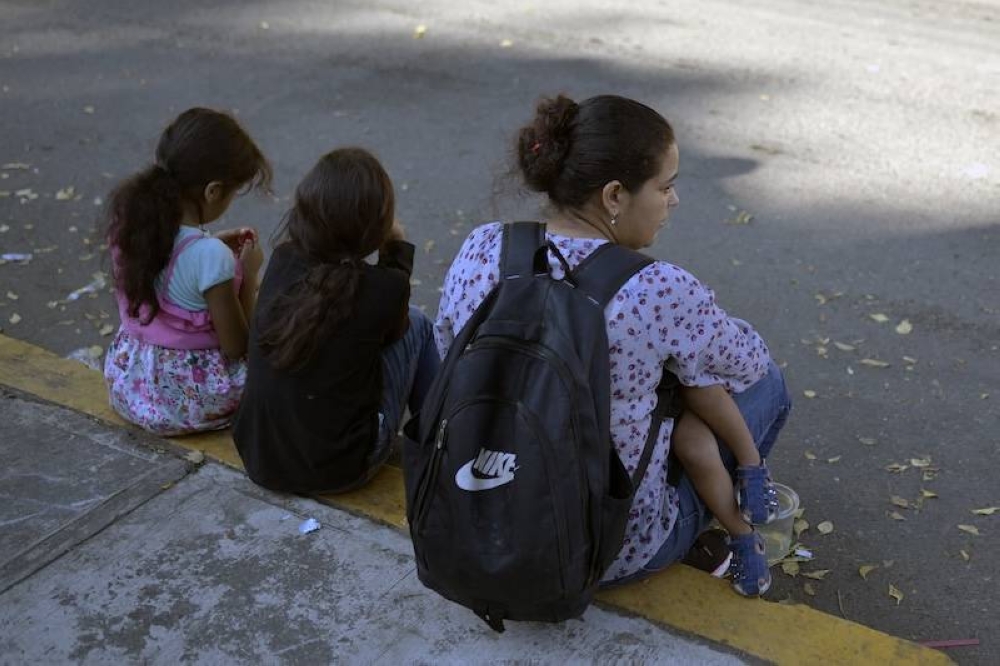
[408,322,441,414]
[380,306,440,433]
[671,412,752,537]
[680,384,760,468]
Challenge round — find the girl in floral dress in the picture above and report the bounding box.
[103,107,272,435]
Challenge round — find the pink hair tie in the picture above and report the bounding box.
[530,141,542,154]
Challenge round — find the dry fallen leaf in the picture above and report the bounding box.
[184,450,205,464]
[888,511,906,521]
[957,524,981,536]
[960,550,970,562]
[413,24,427,38]
[890,496,910,509]
[859,564,878,580]
[869,313,890,323]
[99,324,115,336]
[725,210,754,225]
[803,390,817,399]
[56,186,76,200]
[909,457,932,468]
[8,313,21,324]
[781,561,800,577]
[902,355,918,364]
[858,437,877,446]
[971,507,999,516]
[423,240,436,253]
[817,521,834,535]
[860,358,891,368]
[804,451,817,460]
[827,456,842,463]
[6,291,17,300]
[895,319,913,335]
[888,584,904,605]
[834,341,856,351]
[794,518,809,536]
[920,489,938,499]
[802,569,831,580]
[885,463,909,473]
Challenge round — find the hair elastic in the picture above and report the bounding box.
[530,141,542,154]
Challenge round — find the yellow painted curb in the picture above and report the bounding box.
[0,333,952,665]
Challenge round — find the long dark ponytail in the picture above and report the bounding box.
[106,108,272,322]
[258,148,395,371]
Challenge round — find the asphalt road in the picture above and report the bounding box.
[1,0,998,662]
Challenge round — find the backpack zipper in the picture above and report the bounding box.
[414,418,448,533]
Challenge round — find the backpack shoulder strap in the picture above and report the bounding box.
[500,221,547,280]
[571,242,654,308]
[571,242,671,489]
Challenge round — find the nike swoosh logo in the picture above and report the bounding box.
[454,461,514,491]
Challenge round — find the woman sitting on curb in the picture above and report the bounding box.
[434,94,792,595]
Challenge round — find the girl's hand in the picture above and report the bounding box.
[239,238,264,277]
[216,227,258,253]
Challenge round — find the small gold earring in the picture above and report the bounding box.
[611,213,619,226]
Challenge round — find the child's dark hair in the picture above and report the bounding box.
[257,148,395,371]
[516,94,674,208]
[106,107,272,322]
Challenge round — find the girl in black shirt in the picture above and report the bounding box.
[234,148,439,493]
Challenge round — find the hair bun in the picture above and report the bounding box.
[517,94,578,194]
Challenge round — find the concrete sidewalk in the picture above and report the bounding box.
[0,335,953,665]
[0,392,744,664]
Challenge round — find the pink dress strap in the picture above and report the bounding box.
[116,231,241,351]
[160,232,205,294]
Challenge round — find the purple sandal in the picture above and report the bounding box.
[728,530,771,597]
[736,461,778,525]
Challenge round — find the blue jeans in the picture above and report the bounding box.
[609,360,791,582]
[367,307,441,474]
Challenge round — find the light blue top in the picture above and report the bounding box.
[154,227,236,311]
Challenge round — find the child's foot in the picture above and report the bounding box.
[736,461,778,525]
[728,530,771,596]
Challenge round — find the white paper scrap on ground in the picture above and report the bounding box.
[298,517,321,534]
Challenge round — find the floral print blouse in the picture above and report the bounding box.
[434,222,771,580]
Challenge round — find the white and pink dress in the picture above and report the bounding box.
[104,229,246,436]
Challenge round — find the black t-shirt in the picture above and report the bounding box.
[233,240,414,493]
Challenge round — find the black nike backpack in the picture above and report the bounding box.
[403,222,679,632]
